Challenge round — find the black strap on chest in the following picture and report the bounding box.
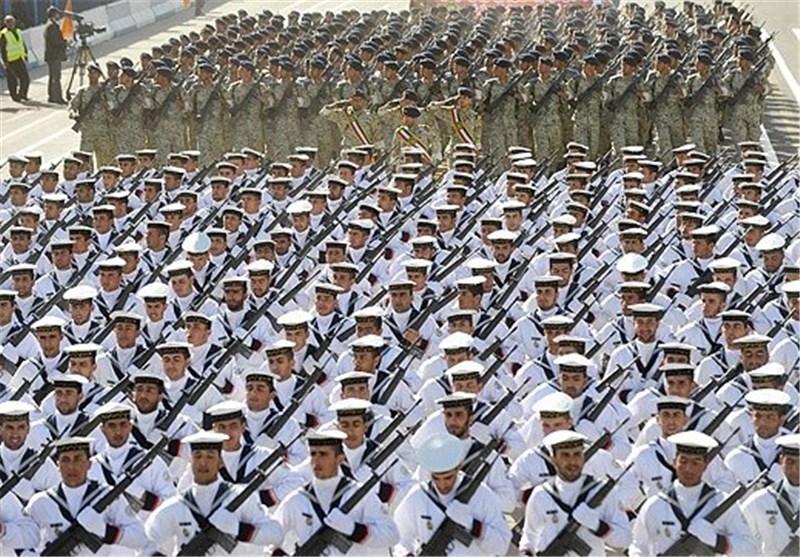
[770,481,799,531]
[661,483,716,531]
[301,477,351,523]
[541,475,598,517]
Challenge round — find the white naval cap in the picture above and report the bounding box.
[446,361,484,379]
[277,309,313,328]
[487,230,519,243]
[745,388,790,410]
[183,431,229,450]
[667,431,718,455]
[182,232,211,253]
[330,398,372,416]
[306,425,348,446]
[138,282,170,299]
[0,400,36,419]
[54,436,95,455]
[287,200,313,214]
[755,233,785,252]
[439,332,473,352]
[697,281,730,294]
[783,280,800,296]
[32,316,66,331]
[775,433,800,454]
[542,430,587,452]
[350,334,385,350]
[92,401,132,420]
[417,433,468,473]
[205,400,247,423]
[63,284,98,301]
[616,253,648,274]
[708,257,741,272]
[554,353,592,372]
[534,392,574,417]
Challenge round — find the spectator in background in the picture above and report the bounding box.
[44,7,67,104]
[0,14,30,102]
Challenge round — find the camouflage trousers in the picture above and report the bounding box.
[687,110,719,154]
[609,110,639,155]
[728,105,761,145]
[573,111,601,159]
[80,128,116,167]
[653,112,686,163]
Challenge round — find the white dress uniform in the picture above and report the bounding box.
[394,432,512,557]
[724,429,790,486]
[274,472,399,556]
[145,477,283,555]
[26,478,147,555]
[629,431,758,557]
[630,479,758,556]
[521,473,632,556]
[625,437,738,508]
[0,440,61,503]
[740,434,800,556]
[88,440,177,513]
[0,488,40,552]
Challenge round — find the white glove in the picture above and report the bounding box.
[352,465,371,483]
[446,501,473,529]
[232,327,249,341]
[77,507,107,538]
[126,482,145,501]
[688,518,717,547]
[324,508,355,535]
[572,503,600,531]
[209,508,240,536]
[470,421,492,444]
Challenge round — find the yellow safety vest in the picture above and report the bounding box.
[1,28,26,62]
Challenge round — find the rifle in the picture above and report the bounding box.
[606,67,647,112]
[110,72,147,119]
[264,366,326,438]
[535,461,635,556]
[418,449,502,555]
[585,418,630,461]
[196,72,226,125]
[483,70,528,114]
[229,76,266,118]
[42,437,168,556]
[684,65,724,111]
[660,468,770,556]
[292,459,401,556]
[700,391,747,437]
[0,444,55,499]
[531,70,569,118]
[725,58,769,109]
[151,76,188,121]
[71,81,109,131]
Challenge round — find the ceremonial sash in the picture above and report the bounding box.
[343,108,371,145]
[448,107,476,146]
[395,126,432,162]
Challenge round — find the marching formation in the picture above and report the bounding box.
[0,0,799,556]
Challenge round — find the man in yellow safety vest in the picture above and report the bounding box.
[0,15,30,102]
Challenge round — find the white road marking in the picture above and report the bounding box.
[768,34,800,106]
[759,125,779,166]
[792,28,800,42]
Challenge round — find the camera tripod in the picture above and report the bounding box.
[65,34,99,101]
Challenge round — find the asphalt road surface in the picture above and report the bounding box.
[0,0,797,167]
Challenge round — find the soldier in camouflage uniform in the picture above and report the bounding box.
[333,57,368,102]
[298,56,338,167]
[724,49,767,145]
[69,64,116,166]
[375,90,419,152]
[269,59,302,160]
[571,56,604,159]
[427,87,482,153]
[320,89,379,151]
[604,55,641,155]
[110,66,153,154]
[150,67,187,163]
[370,60,409,108]
[644,53,687,163]
[685,52,727,154]
[390,105,441,163]
[414,59,444,107]
[228,60,270,152]
[186,62,229,164]
[480,58,520,166]
[554,50,580,146]
[515,53,538,151]
[443,56,475,99]
[530,57,565,162]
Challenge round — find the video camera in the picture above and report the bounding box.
[55,8,106,40]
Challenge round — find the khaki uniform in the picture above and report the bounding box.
[69,82,115,165]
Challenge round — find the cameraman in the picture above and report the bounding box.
[44,7,67,104]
